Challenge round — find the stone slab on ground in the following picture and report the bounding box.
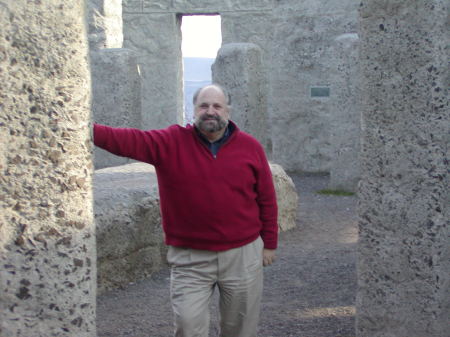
[94,163,164,294]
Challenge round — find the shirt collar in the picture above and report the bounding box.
[195,124,230,145]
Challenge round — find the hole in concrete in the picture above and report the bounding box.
[180,14,222,124]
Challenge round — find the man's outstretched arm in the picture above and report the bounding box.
[93,124,165,165]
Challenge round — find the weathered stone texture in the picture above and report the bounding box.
[357,1,450,336]
[167,0,273,12]
[270,0,360,172]
[123,13,183,129]
[87,0,123,49]
[212,43,269,153]
[94,163,164,293]
[91,48,141,169]
[270,163,298,232]
[221,12,274,61]
[123,0,144,13]
[124,0,273,13]
[274,0,358,16]
[328,33,361,192]
[0,2,96,336]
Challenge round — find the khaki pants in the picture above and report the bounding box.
[167,237,264,337]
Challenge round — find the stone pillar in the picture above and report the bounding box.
[0,2,96,336]
[269,0,360,173]
[357,1,449,336]
[328,33,361,192]
[91,48,141,169]
[212,43,269,153]
[123,12,184,129]
[87,0,123,50]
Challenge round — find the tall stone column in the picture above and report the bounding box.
[212,43,269,154]
[0,2,96,336]
[91,48,141,169]
[123,12,184,129]
[269,0,360,172]
[328,33,361,192]
[87,0,123,50]
[357,1,449,336]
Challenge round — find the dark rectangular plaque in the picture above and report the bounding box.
[311,87,330,97]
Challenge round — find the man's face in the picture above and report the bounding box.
[194,87,230,133]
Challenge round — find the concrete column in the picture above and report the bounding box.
[357,1,449,336]
[123,12,183,129]
[87,0,124,50]
[269,0,360,172]
[212,43,269,154]
[0,2,96,336]
[328,33,361,192]
[91,48,141,169]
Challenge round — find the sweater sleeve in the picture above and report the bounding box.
[93,123,169,165]
[254,145,279,250]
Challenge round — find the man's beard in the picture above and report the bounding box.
[194,115,228,133]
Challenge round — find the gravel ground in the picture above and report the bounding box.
[97,174,358,337]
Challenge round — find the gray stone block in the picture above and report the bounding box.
[270,163,299,232]
[0,2,96,336]
[328,33,361,192]
[90,48,142,169]
[94,163,164,294]
[270,1,360,172]
[123,12,184,129]
[87,0,123,50]
[357,1,450,336]
[212,43,269,153]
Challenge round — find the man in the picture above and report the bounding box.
[93,84,278,337]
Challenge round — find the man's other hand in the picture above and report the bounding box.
[263,249,276,266]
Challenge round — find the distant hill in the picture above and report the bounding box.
[183,57,215,122]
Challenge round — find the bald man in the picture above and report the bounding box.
[93,84,278,337]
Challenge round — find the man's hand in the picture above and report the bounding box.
[263,249,276,266]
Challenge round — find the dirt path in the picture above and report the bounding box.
[97,174,358,337]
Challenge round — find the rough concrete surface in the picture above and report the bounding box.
[94,163,163,294]
[123,12,183,129]
[270,0,359,172]
[328,33,361,192]
[270,163,298,232]
[123,0,273,13]
[87,0,123,50]
[357,1,450,336]
[212,43,269,153]
[91,48,142,169]
[97,174,358,337]
[0,1,96,336]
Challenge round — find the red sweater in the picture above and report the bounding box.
[94,122,278,251]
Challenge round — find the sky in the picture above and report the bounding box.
[181,15,222,58]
